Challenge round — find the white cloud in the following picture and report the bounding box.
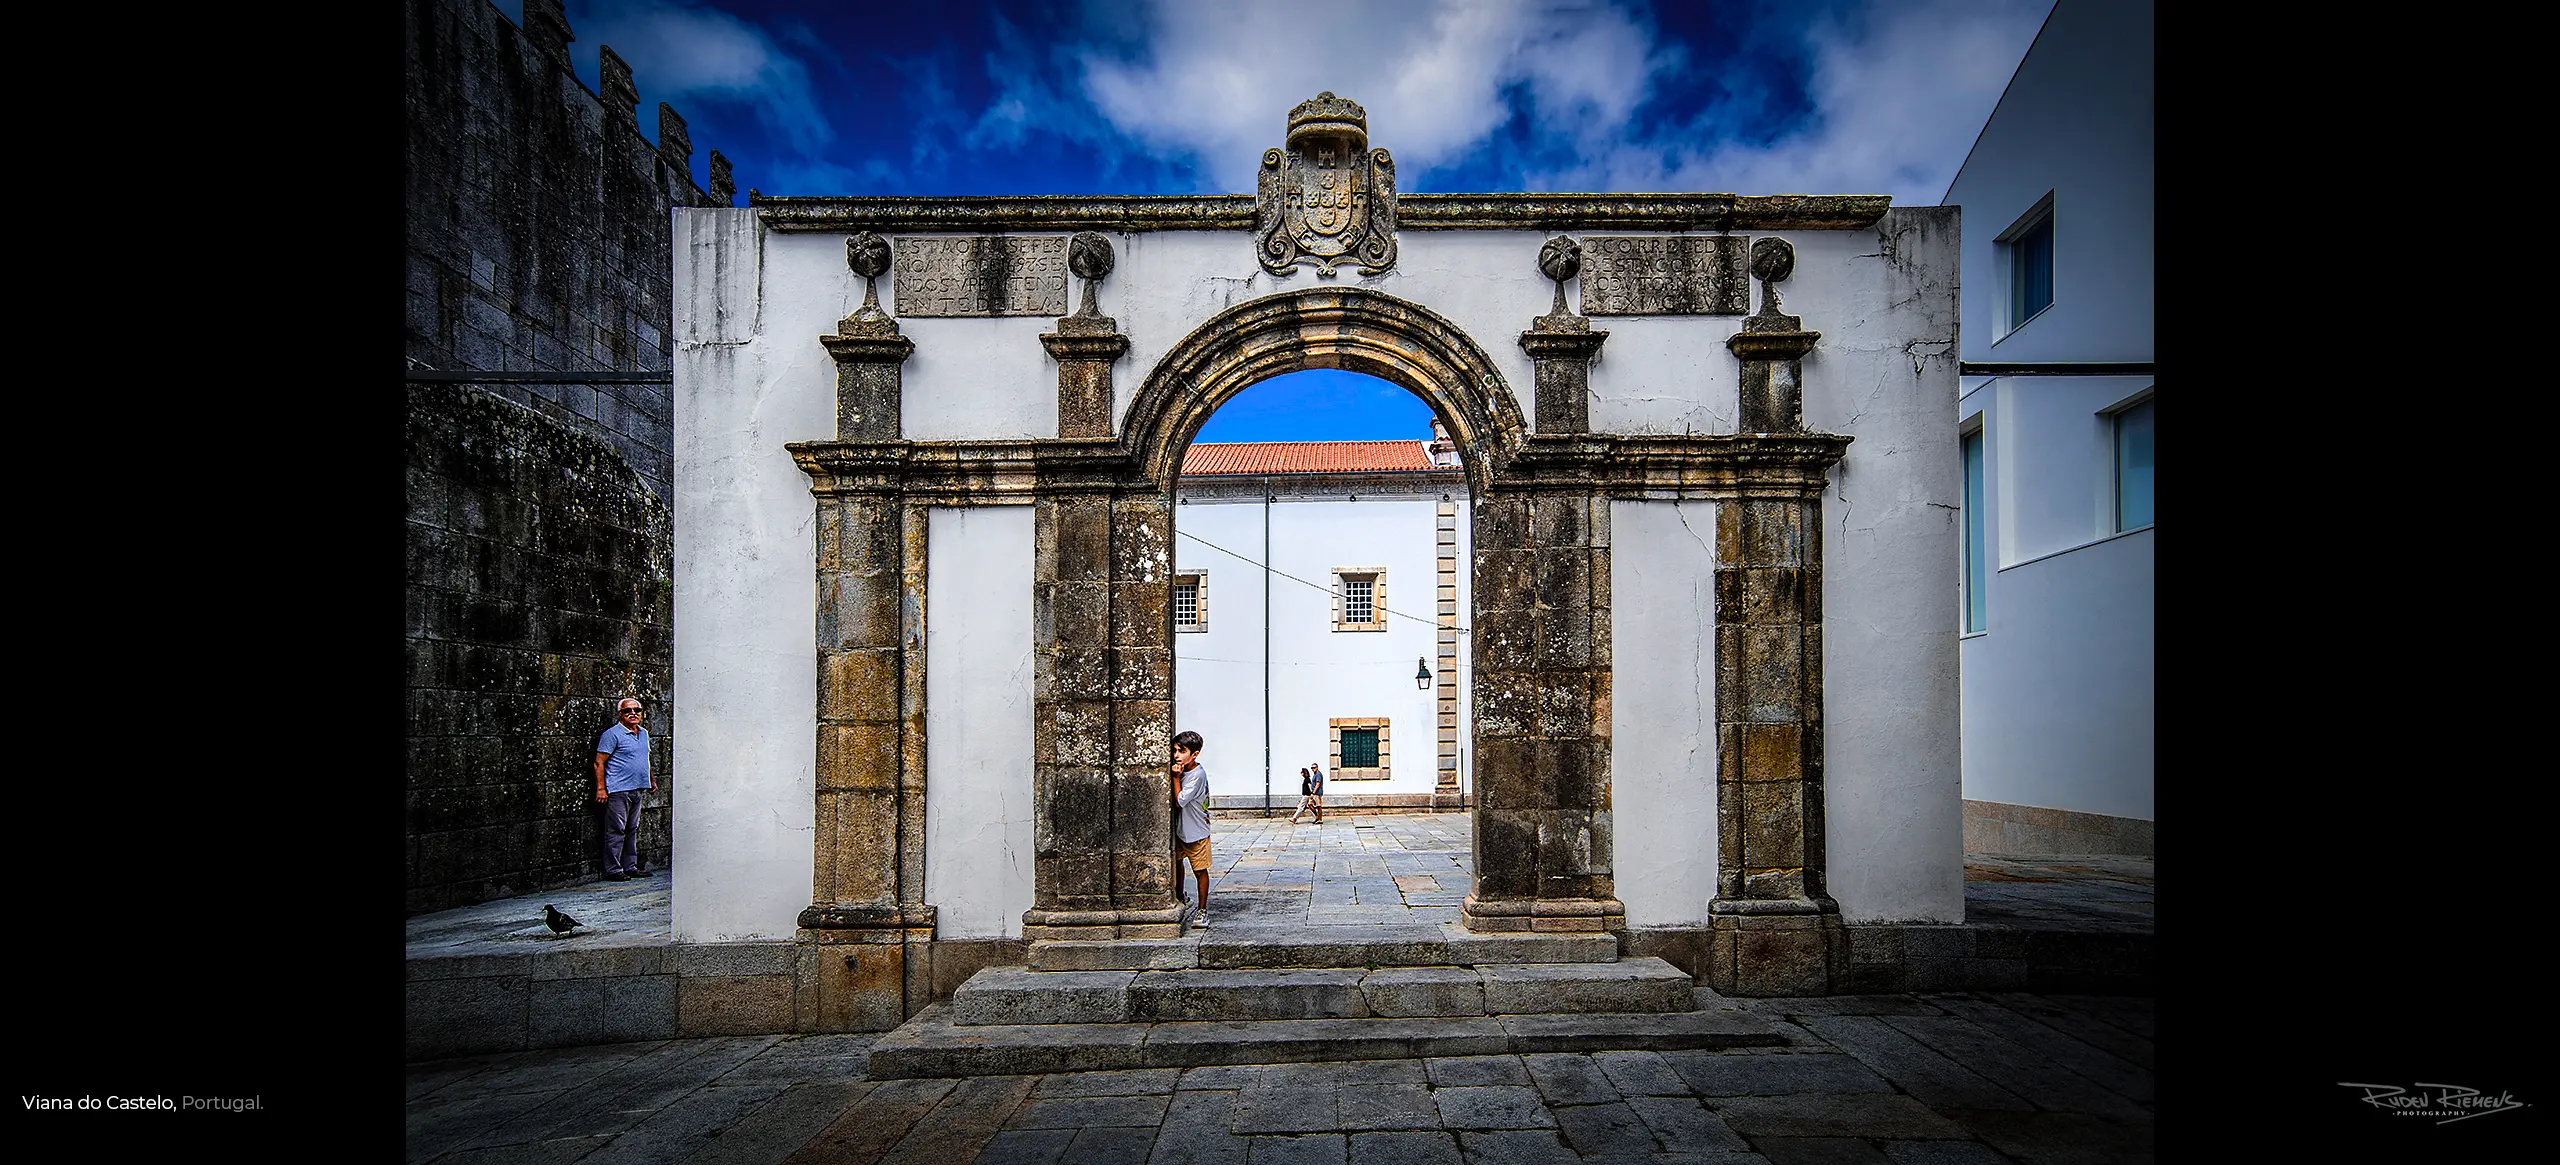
[1078,0,1677,192]
[574,0,837,158]
[1541,0,2052,203]
[1072,0,2051,204]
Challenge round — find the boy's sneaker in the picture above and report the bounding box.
[1193,912,1210,928]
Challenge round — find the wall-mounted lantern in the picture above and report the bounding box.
[1416,657,1432,689]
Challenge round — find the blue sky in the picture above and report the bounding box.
[496,0,2053,440]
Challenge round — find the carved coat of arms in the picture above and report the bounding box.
[1255,92,1398,276]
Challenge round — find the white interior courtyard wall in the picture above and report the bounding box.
[1172,489,1468,803]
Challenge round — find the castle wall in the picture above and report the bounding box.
[405,0,726,913]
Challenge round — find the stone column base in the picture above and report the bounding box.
[1021,904,1186,941]
[796,923,936,1031]
[1705,908,1848,996]
[1461,895,1626,934]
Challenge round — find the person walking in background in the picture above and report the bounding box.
[593,697,654,881]
[1291,763,1325,824]
[1169,730,1213,926]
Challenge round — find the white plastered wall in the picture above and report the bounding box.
[924,505,1036,938]
[1609,499,1720,927]
[672,208,821,942]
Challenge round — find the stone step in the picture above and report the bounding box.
[950,958,1694,1025]
[1026,923,1619,971]
[870,996,1788,1079]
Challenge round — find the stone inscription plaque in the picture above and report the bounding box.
[1579,236,1750,316]
[892,237,1070,317]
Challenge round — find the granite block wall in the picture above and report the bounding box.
[405,0,728,913]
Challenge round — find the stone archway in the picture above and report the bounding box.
[1017,286,1623,941]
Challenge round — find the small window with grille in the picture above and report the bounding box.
[1173,571,1206,632]
[1330,568,1386,632]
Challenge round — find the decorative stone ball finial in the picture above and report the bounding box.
[848,231,892,279]
[1067,232,1115,319]
[1750,236,1794,316]
[1539,235,1582,317]
[847,231,891,320]
[1538,235,1583,283]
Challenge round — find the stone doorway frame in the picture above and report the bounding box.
[1021,284,1649,942]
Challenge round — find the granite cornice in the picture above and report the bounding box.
[753,193,1893,233]
[1502,432,1853,497]
[788,437,1140,499]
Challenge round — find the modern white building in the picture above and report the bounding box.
[1170,433,1472,812]
[1945,0,2154,856]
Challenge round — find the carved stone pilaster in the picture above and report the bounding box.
[1729,238,1821,434]
[1519,236,1608,435]
[1040,233,1128,439]
[824,233,912,440]
[1707,235,1846,994]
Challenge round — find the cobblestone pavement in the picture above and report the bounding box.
[1194,814,1474,928]
[406,989,2154,1164]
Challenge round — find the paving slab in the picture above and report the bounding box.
[1335,1083,1443,1131]
[1064,1125,1162,1164]
[1007,1094,1177,1130]
[1431,1086,1556,1131]
[1705,1095,1970,1140]
[1660,1051,1894,1098]
[1347,1130,1464,1165]
[1879,1015,2148,1118]
[875,1074,1040,1165]
[1750,1136,1893,1164]
[1521,1054,1622,1106]
[1424,1055,1531,1087]
[1792,1018,2029,1112]
[667,1080,869,1165]
[1589,1051,1692,1097]
[1622,1095,1753,1153]
[973,1128,1076,1165]
[778,1077,957,1164]
[1149,1090,1251,1164]
[1451,1130,1579,1164]
[1245,1133,1349,1164]
[1920,996,2150,1104]
[1877,1142,2012,1165]
[1548,1101,1657,1156]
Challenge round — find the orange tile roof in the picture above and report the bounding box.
[1180,440,1440,476]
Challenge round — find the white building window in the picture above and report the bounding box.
[1962,426,1987,634]
[1997,194,2055,339]
[2112,396,2154,532]
[1329,717,1390,779]
[1331,568,1387,632]
[1173,571,1206,632]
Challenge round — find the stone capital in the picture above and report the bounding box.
[1039,330,1129,363]
[1726,328,1819,363]
[821,330,915,365]
[1519,325,1609,361]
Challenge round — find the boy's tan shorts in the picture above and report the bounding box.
[1178,835,1213,871]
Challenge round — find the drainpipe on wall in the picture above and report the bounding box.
[1262,475,1272,817]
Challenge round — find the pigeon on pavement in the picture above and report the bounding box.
[544,904,582,934]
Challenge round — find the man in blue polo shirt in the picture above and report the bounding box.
[593,697,654,881]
